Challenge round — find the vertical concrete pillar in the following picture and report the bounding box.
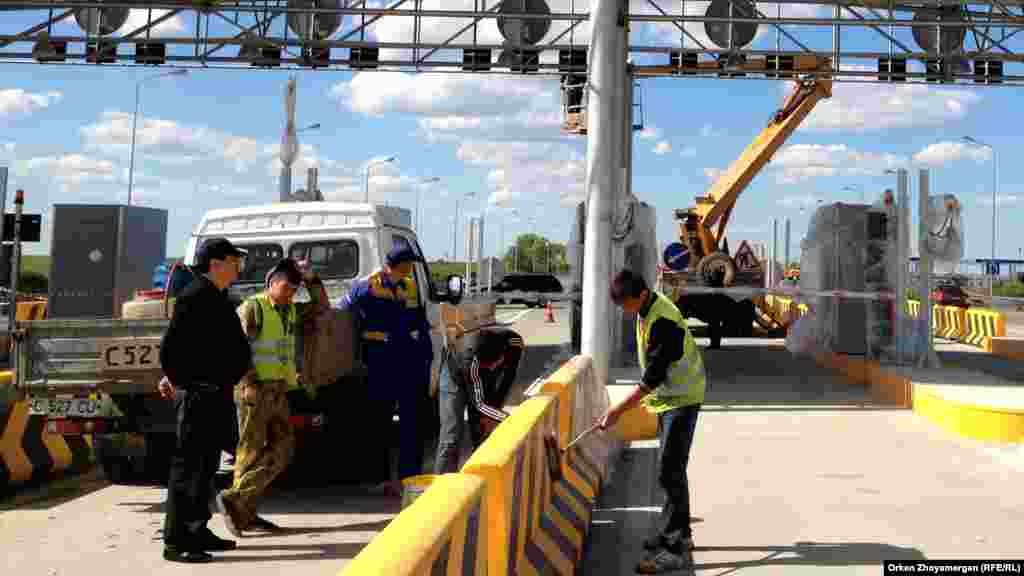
[582,0,626,387]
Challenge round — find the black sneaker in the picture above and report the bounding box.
[643,534,695,551]
[163,546,213,563]
[193,527,237,551]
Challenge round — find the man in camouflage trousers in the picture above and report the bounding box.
[216,258,328,536]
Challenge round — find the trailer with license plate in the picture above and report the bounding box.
[17,317,177,483]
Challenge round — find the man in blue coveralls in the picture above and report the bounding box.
[340,244,433,497]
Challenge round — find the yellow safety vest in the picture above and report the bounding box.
[636,291,706,413]
[247,293,298,390]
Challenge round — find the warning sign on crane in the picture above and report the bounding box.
[733,240,759,272]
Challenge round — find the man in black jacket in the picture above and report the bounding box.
[160,238,252,563]
[434,327,524,474]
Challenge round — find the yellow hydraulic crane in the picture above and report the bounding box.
[678,56,833,286]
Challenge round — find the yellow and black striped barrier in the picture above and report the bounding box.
[341,474,488,575]
[342,354,612,576]
[905,301,1005,352]
[0,396,94,494]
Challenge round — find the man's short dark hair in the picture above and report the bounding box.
[610,269,648,303]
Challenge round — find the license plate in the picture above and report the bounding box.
[98,337,163,372]
[29,396,102,418]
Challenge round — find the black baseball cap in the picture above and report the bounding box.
[265,258,303,287]
[196,237,247,272]
[386,245,418,267]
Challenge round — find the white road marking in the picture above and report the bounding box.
[497,308,533,325]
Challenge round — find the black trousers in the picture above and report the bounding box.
[656,404,701,540]
[163,387,227,546]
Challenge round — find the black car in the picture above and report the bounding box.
[493,273,563,307]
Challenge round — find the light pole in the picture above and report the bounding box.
[416,177,440,232]
[453,191,476,263]
[960,136,997,298]
[128,69,188,205]
[363,156,396,203]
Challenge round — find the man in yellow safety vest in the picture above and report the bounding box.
[598,268,706,575]
[216,257,327,537]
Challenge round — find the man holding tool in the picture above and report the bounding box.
[597,269,706,575]
[434,326,524,474]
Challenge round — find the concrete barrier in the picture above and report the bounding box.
[906,300,1006,351]
[0,376,94,494]
[964,308,1006,352]
[341,474,487,575]
[462,396,598,575]
[344,354,615,575]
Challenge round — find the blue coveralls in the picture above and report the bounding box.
[340,270,433,481]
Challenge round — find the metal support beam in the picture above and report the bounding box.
[581,0,623,388]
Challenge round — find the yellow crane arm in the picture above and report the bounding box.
[694,71,832,253]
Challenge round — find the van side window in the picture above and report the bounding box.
[288,240,359,279]
[235,243,284,284]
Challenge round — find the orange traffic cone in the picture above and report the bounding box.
[544,302,556,323]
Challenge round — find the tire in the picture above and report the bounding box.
[698,252,737,287]
[94,434,141,484]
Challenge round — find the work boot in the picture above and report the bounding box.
[643,534,694,552]
[215,492,244,538]
[192,526,237,551]
[163,546,213,564]
[636,545,695,575]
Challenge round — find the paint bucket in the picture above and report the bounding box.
[400,474,437,510]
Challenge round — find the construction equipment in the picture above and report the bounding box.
[662,56,833,338]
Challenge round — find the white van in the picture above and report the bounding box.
[185,200,464,398]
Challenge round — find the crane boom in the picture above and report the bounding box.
[679,59,833,265]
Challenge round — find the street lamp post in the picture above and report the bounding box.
[416,177,440,232]
[363,156,396,203]
[960,136,997,299]
[128,69,188,205]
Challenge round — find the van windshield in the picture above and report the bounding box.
[288,240,359,280]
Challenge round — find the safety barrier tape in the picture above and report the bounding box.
[494,285,901,302]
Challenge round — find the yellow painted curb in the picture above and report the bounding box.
[819,352,1024,443]
[912,386,1024,444]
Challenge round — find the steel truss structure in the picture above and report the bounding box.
[2,0,1024,84]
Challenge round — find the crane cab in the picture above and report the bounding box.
[560,74,588,135]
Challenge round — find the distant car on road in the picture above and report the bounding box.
[931,279,969,308]
[493,273,563,307]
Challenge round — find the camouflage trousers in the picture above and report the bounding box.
[221,378,294,529]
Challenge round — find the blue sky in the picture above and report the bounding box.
[0,1,1021,266]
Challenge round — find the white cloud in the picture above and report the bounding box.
[81,110,271,172]
[654,141,672,155]
[24,154,118,193]
[121,9,186,35]
[771,143,908,183]
[802,65,981,132]
[913,141,992,168]
[679,146,697,158]
[0,89,62,118]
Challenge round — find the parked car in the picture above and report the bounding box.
[931,279,969,308]
[493,273,563,307]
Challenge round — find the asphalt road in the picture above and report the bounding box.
[584,338,1024,575]
[1,303,572,574]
